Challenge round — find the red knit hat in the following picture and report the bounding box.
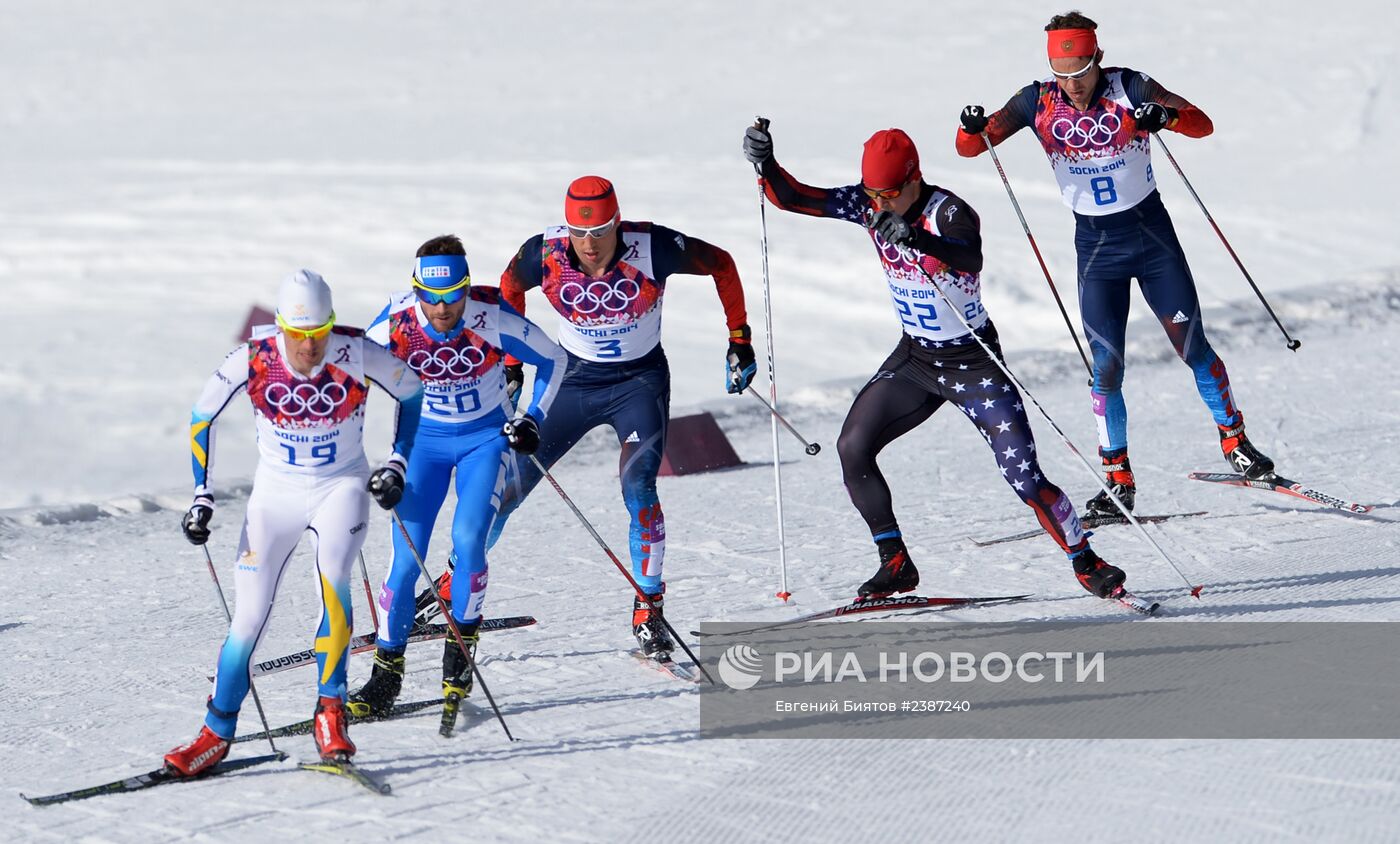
[564,176,619,227]
[861,129,921,191]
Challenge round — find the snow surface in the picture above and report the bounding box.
[3,2,1400,841]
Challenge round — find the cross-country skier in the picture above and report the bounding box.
[742,122,1130,601]
[347,235,566,717]
[955,10,1276,517]
[486,176,755,659]
[164,270,423,776]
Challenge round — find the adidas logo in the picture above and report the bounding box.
[625,431,640,443]
[1171,311,1189,324]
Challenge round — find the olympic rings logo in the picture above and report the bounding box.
[1050,112,1122,149]
[408,346,487,379]
[558,278,642,315]
[264,381,349,417]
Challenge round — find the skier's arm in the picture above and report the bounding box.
[190,346,249,498]
[498,304,567,422]
[956,83,1039,157]
[1123,71,1213,137]
[500,234,546,366]
[757,157,869,224]
[363,340,424,464]
[365,300,393,347]
[909,199,983,274]
[652,227,749,332]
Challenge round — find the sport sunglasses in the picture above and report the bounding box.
[412,275,470,306]
[1049,56,1097,80]
[276,311,336,341]
[567,214,619,240]
[862,183,908,200]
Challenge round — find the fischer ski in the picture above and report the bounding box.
[233,698,439,744]
[630,650,701,683]
[970,511,1208,547]
[299,759,391,795]
[1109,587,1160,616]
[692,593,1032,637]
[22,752,286,807]
[1188,472,1373,514]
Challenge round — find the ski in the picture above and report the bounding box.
[22,752,286,807]
[233,698,440,744]
[237,615,536,680]
[692,593,1033,637]
[1188,472,1373,514]
[1109,587,1160,616]
[969,511,1208,547]
[440,693,463,738]
[630,649,701,683]
[300,758,391,795]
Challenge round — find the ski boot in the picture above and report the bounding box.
[1219,417,1275,480]
[632,584,674,659]
[857,537,920,599]
[1084,449,1135,519]
[413,559,456,624]
[347,647,405,718]
[442,622,481,700]
[1070,546,1127,598]
[163,725,230,777]
[313,696,356,761]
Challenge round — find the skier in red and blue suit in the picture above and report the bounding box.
[956,10,1277,517]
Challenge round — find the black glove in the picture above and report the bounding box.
[367,460,406,510]
[181,495,214,545]
[1133,102,1176,133]
[743,124,773,166]
[503,415,541,455]
[726,325,757,394]
[871,210,915,246]
[504,363,524,405]
[960,105,989,135]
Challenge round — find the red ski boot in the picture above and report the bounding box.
[163,726,231,776]
[313,696,356,761]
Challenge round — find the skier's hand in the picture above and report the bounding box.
[1132,102,1176,133]
[367,459,406,510]
[743,124,773,166]
[181,495,214,545]
[726,324,756,394]
[871,210,914,246]
[504,362,524,405]
[503,415,541,455]
[960,105,989,135]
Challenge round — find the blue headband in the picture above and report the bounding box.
[413,254,471,291]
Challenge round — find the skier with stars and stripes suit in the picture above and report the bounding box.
[348,234,566,716]
[164,269,423,777]
[743,123,1131,601]
[487,176,756,659]
[956,10,1277,518]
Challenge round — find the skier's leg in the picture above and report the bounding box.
[447,427,511,626]
[375,426,453,651]
[307,473,371,701]
[612,361,671,596]
[1075,223,1135,454]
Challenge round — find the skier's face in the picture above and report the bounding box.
[569,224,620,274]
[868,179,920,216]
[1051,53,1100,108]
[420,296,467,334]
[282,329,330,376]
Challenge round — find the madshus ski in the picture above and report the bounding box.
[970,511,1208,547]
[692,593,1033,637]
[300,758,390,795]
[22,752,286,807]
[1188,472,1374,514]
[234,698,440,744]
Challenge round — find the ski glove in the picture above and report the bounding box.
[871,210,915,247]
[367,459,406,510]
[743,125,773,166]
[504,363,524,406]
[181,495,214,545]
[726,324,756,394]
[503,415,541,455]
[1133,102,1176,133]
[960,105,989,135]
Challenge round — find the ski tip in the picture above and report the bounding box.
[776,591,792,602]
[1190,585,1204,599]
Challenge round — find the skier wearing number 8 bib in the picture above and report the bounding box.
[742,123,1129,602]
[349,235,566,716]
[489,176,754,659]
[956,10,1277,518]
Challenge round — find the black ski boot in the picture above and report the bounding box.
[632,584,674,659]
[1071,547,1126,598]
[347,647,405,718]
[441,623,480,700]
[1084,449,1135,519]
[1219,417,1275,480]
[858,537,920,599]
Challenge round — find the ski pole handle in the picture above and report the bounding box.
[745,386,819,455]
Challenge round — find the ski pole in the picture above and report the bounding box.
[980,131,1095,382]
[523,451,716,684]
[388,508,515,741]
[1151,132,1301,351]
[893,239,1204,597]
[745,386,820,455]
[200,545,280,755]
[753,115,793,601]
[357,551,380,631]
